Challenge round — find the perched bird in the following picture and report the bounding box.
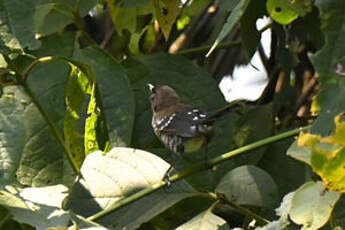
[148,84,248,182]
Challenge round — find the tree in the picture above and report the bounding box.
[0,0,344,229]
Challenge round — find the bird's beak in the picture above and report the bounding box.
[147,83,155,93]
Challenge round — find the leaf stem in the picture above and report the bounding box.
[87,125,311,221]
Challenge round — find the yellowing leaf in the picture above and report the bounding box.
[298,113,345,193]
[333,113,345,146]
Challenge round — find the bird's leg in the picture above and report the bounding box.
[163,151,179,186]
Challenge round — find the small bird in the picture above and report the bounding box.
[148,83,248,182]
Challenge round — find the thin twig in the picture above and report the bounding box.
[176,40,241,56]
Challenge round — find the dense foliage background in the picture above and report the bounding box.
[0,0,344,229]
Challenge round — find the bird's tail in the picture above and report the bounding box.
[204,99,256,124]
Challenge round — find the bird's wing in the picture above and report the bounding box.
[157,107,210,138]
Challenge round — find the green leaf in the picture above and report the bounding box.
[266,0,313,25]
[176,209,229,230]
[216,165,279,208]
[106,1,137,35]
[2,0,41,50]
[206,0,250,57]
[152,0,181,40]
[73,46,135,148]
[310,0,345,135]
[289,181,340,229]
[64,147,195,229]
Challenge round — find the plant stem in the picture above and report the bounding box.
[87,125,311,222]
[22,56,55,83]
[22,83,79,174]
[176,40,241,56]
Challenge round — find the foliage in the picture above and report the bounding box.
[0,0,344,229]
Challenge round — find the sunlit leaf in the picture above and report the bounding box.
[1,185,69,229]
[64,65,92,167]
[73,46,135,148]
[64,147,195,229]
[267,0,313,25]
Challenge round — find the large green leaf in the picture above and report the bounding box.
[0,87,27,184]
[310,0,345,135]
[259,138,307,196]
[73,46,135,148]
[289,181,340,230]
[14,34,75,187]
[216,165,279,208]
[64,147,195,229]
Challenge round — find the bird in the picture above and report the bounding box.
[148,83,250,183]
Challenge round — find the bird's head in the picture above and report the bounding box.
[147,84,181,113]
